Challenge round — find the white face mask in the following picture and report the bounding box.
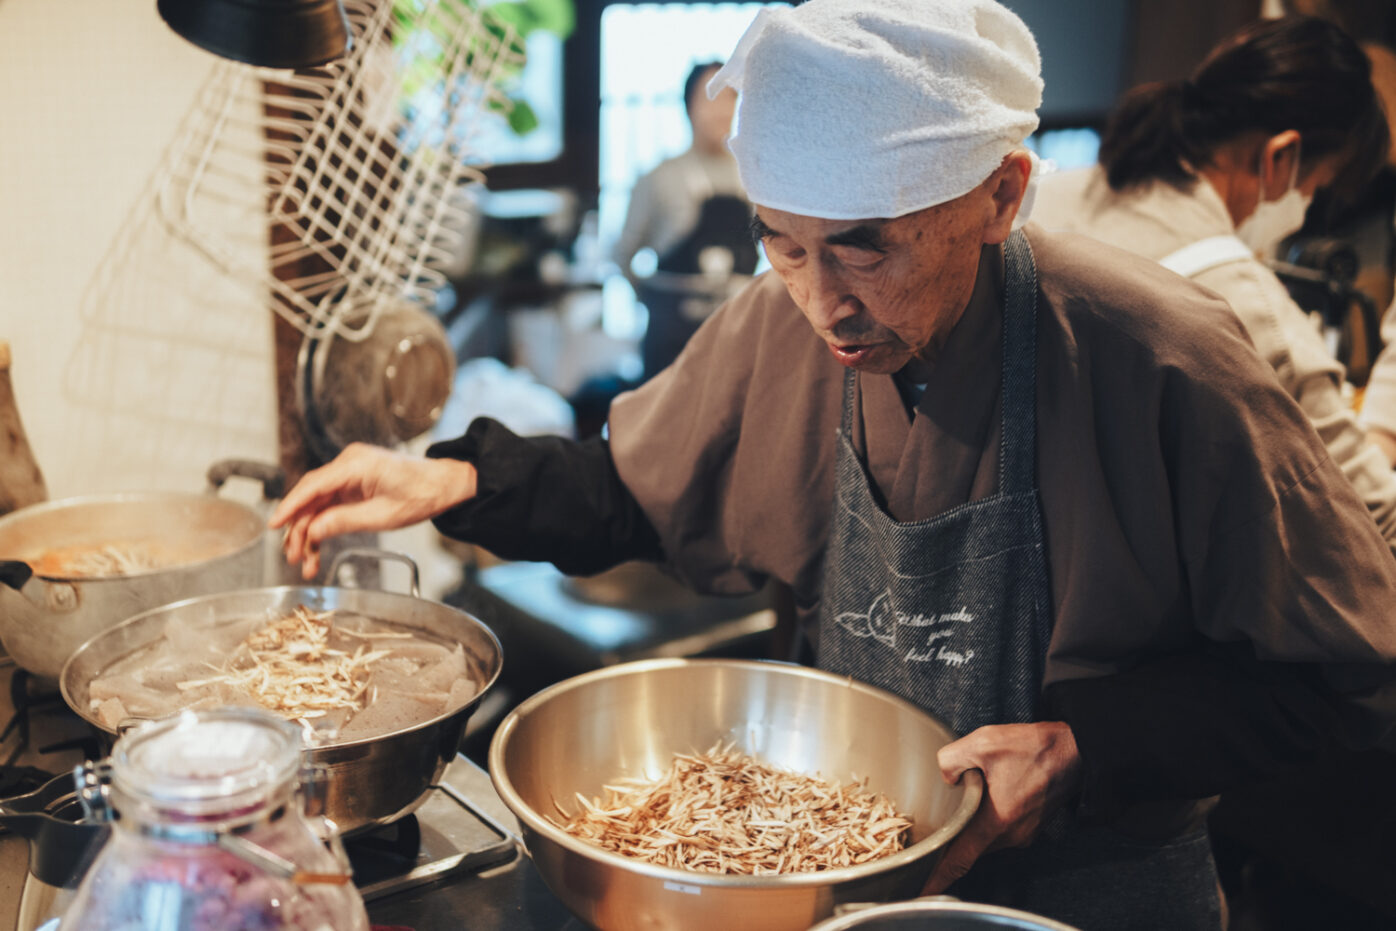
[1235,146,1312,257]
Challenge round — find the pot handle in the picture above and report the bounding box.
[0,559,32,591]
[0,770,112,889]
[328,547,421,598]
[206,458,287,502]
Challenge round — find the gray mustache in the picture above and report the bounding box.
[830,321,882,344]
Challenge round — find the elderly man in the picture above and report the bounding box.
[272,1,1396,927]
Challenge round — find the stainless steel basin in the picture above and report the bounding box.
[489,658,982,931]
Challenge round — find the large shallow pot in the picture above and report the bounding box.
[58,572,503,836]
[0,491,267,679]
[489,658,983,931]
[808,898,1081,930]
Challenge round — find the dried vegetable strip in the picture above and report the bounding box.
[176,606,398,724]
[555,743,913,874]
[34,542,165,577]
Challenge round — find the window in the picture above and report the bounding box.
[1028,127,1101,172]
[470,28,567,165]
[596,3,786,258]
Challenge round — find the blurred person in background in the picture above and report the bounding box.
[1032,14,1396,554]
[1037,14,1396,927]
[1349,32,1396,466]
[611,61,758,379]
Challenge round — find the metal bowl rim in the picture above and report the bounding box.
[810,898,1082,930]
[0,492,265,581]
[59,583,504,749]
[488,657,983,889]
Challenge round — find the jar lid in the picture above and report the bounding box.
[112,708,302,818]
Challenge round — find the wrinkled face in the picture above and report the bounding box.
[753,161,1023,374]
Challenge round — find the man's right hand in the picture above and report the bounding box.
[922,720,1081,894]
[269,442,478,579]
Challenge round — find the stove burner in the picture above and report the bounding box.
[347,812,424,871]
[2,668,45,763]
[346,785,517,901]
[0,764,58,799]
[0,664,105,804]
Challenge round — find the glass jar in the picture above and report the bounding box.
[59,708,369,931]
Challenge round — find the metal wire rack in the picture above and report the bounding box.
[156,0,522,342]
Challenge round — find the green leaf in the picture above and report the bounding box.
[485,0,575,40]
[505,98,540,135]
[385,0,572,137]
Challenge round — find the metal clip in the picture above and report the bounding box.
[215,832,353,886]
[73,761,115,824]
[298,756,331,818]
[290,757,355,884]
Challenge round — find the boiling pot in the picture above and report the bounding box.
[807,898,1082,930]
[58,551,503,836]
[0,467,276,679]
[489,658,983,931]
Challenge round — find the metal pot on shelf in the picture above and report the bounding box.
[58,550,503,836]
[297,292,456,463]
[0,461,282,680]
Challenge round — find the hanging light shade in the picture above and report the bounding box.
[156,0,352,69]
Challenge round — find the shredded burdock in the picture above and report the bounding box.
[554,743,913,874]
[175,606,408,724]
[33,541,167,578]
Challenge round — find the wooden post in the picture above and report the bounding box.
[0,340,48,516]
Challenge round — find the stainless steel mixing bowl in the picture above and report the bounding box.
[489,658,983,931]
[807,897,1081,930]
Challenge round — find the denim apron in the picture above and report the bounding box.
[816,231,1222,930]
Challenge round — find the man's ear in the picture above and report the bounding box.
[983,151,1032,245]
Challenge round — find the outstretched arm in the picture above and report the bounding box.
[270,443,478,578]
[271,417,665,579]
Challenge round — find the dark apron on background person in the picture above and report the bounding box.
[638,194,756,379]
[816,230,1223,931]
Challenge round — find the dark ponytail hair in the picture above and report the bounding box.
[1099,15,1389,198]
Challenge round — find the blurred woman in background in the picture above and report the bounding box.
[1033,15,1396,551]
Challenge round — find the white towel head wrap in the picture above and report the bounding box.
[709,0,1044,222]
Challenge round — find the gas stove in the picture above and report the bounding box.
[0,667,517,901]
[0,658,580,930]
[0,666,101,792]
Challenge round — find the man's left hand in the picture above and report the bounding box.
[922,720,1082,894]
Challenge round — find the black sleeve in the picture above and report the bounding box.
[1044,644,1356,822]
[426,417,664,576]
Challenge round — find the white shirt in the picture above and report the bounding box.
[611,148,745,285]
[1033,165,1396,552]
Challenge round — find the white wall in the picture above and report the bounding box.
[0,0,280,498]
